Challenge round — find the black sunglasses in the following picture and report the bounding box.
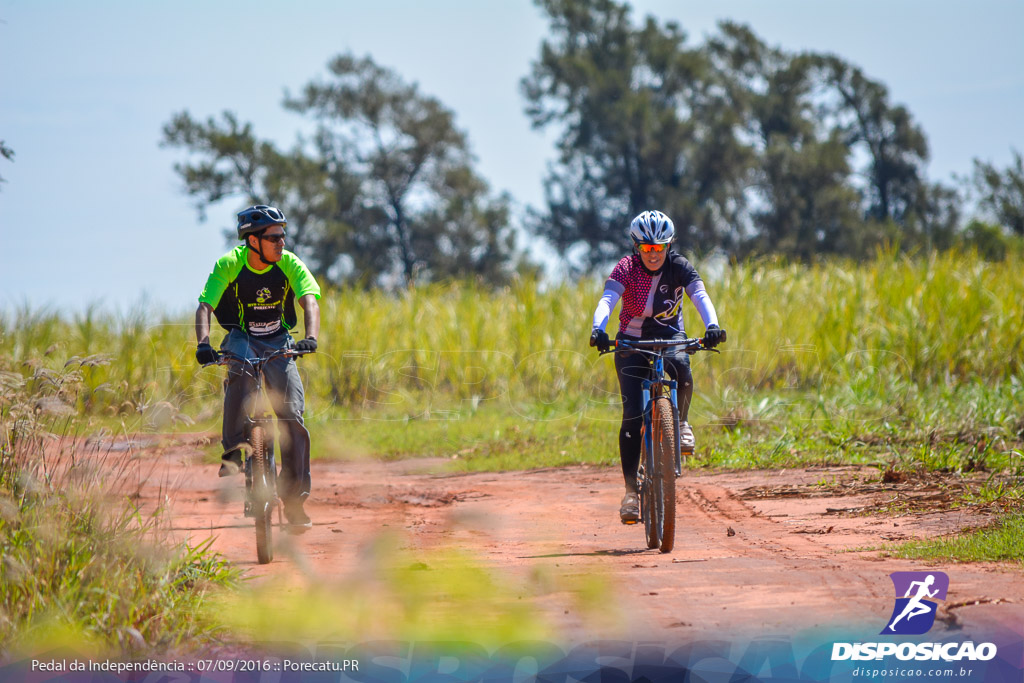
[260,233,286,244]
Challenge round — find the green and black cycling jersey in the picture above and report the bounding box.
[198,246,321,338]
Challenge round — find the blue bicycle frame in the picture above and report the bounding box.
[599,335,719,551]
[604,336,718,473]
[642,352,683,476]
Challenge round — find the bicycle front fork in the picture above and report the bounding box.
[642,382,683,477]
[242,415,278,517]
[670,386,682,476]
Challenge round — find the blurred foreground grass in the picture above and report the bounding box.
[211,532,614,648]
[0,358,240,656]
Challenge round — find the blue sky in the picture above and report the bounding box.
[2,0,1022,313]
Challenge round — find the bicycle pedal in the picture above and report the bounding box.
[621,519,638,525]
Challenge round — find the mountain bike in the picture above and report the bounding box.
[204,347,310,564]
[600,337,718,553]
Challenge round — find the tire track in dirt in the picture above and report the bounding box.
[670,483,866,633]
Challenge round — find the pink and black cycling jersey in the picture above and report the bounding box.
[605,252,707,338]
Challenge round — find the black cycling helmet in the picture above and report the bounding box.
[236,205,286,240]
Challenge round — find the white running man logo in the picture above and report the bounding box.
[888,574,939,631]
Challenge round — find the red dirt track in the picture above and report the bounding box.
[126,434,1023,644]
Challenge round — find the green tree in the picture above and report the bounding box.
[0,139,13,189]
[521,1,944,266]
[162,112,281,220]
[811,56,930,226]
[284,54,515,284]
[908,181,962,251]
[522,0,753,270]
[754,133,866,258]
[706,25,943,257]
[163,55,517,286]
[970,149,1024,236]
[706,27,863,258]
[161,111,354,277]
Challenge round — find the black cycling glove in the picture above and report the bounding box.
[590,329,611,353]
[196,342,219,365]
[704,324,727,348]
[295,337,318,353]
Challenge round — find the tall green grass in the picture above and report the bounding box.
[4,250,1021,410]
[2,250,1022,470]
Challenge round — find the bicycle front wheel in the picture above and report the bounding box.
[641,424,660,549]
[251,425,274,564]
[653,396,677,553]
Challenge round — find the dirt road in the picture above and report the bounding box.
[126,435,1022,645]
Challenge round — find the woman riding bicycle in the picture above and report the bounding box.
[589,210,727,523]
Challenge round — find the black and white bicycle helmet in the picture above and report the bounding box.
[237,205,287,240]
[629,210,675,247]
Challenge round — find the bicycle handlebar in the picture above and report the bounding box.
[201,347,313,369]
[598,336,720,357]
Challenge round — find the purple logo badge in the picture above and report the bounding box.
[881,571,949,635]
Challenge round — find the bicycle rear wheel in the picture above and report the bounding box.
[653,396,677,553]
[251,425,274,564]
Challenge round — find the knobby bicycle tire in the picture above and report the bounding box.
[251,425,274,564]
[653,396,677,553]
[641,426,659,549]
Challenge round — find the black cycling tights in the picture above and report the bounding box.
[613,349,693,493]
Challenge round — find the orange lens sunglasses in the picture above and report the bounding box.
[638,243,667,253]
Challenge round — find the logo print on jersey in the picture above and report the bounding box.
[248,320,282,335]
[881,572,948,635]
[256,287,272,304]
[653,286,685,326]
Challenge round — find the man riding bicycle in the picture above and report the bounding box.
[195,205,321,531]
[589,210,727,523]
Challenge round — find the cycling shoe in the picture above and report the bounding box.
[619,492,640,523]
[218,450,243,477]
[284,499,312,534]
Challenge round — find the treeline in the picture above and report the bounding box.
[160,0,1024,285]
